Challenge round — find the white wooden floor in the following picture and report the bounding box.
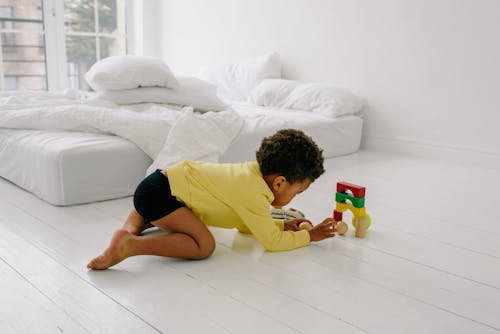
[1,150,500,334]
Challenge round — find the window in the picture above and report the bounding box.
[0,0,128,92]
[0,6,15,47]
[0,1,47,91]
[36,6,44,49]
[4,75,16,89]
[64,0,126,90]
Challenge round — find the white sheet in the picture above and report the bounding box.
[0,90,244,171]
[0,129,151,205]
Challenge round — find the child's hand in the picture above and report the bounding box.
[284,218,313,231]
[308,218,336,241]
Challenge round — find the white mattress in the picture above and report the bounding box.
[0,104,362,206]
[221,102,363,162]
[0,129,152,206]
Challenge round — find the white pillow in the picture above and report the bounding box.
[249,79,364,118]
[95,77,227,112]
[199,52,281,101]
[248,79,300,106]
[85,55,179,91]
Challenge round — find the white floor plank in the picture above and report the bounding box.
[0,216,162,334]
[1,150,500,334]
[211,228,500,333]
[0,261,87,334]
[0,190,315,333]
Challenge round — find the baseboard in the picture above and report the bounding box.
[361,133,500,169]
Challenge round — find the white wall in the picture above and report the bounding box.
[129,0,165,56]
[155,0,500,164]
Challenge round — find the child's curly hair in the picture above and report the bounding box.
[256,129,325,183]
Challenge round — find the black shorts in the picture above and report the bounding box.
[133,169,185,223]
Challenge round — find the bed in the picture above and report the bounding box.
[0,54,364,206]
[221,102,362,162]
[0,99,362,206]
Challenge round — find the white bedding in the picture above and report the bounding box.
[0,90,362,205]
[0,129,151,205]
[0,90,244,171]
[221,101,363,162]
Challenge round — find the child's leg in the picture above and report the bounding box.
[121,208,153,235]
[87,207,215,270]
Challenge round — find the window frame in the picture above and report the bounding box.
[0,6,16,48]
[0,0,137,91]
[0,4,47,91]
[44,0,138,91]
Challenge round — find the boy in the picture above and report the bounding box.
[87,129,336,270]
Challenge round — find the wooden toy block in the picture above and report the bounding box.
[333,210,343,222]
[335,221,348,235]
[336,182,366,198]
[351,214,371,230]
[354,217,366,238]
[333,182,371,238]
[299,222,313,231]
[335,202,366,218]
[335,192,365,208]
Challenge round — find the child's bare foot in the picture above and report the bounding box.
[87,229,134,270]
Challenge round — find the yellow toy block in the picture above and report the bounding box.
[335,202,366,218]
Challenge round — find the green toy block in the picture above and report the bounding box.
[335,192,365,208]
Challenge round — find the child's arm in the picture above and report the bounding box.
[236,224,252,234]
[237,208,310,252]
[236,219,286,234]
[235,198,336,251]
[283,217,336,240]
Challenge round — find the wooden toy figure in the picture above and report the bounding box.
[270,207,313,231]
[333,182,371,238]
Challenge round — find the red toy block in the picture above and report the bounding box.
[336,182,366,198]
[333,210,343,222]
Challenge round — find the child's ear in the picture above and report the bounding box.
[272,175,287,191]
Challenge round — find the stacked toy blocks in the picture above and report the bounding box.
[334,181,371,238]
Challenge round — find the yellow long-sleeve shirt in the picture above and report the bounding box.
[165,160,310,252]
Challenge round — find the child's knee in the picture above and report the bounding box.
[195,236,216,259]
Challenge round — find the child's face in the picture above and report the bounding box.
[271,178,312,208]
